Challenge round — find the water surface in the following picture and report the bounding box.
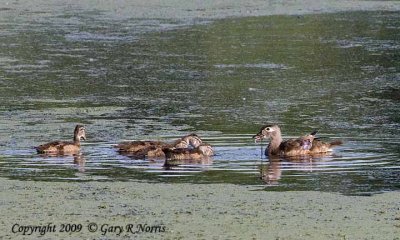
[0,8,399,195]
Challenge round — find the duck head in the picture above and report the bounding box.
[74,125,86,141]
[253,124,281,142]
[198,144,214,156]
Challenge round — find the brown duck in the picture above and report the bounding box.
[253,124,342,157]
[163,144,214,161]
[35,125,86,155]
[116,133,203,159]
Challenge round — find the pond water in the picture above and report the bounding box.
[0,6,399,195]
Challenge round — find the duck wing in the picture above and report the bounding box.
[117,141,168,153]
[35,141,72,153]
[310,139,343,153]
[279,130,319,155]
[279,138,310,156]
[163,147,204,161]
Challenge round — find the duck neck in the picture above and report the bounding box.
[73,136,81,146]
[268,133,282,156]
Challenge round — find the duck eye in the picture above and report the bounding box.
[266,127,270,131]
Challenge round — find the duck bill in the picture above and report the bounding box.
[252,133,265,143]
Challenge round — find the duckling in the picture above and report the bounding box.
[35,125,86,155]
[180,133,202,149]
[163,144,214,161]
[253,124,342,157]
[116,133,202,159]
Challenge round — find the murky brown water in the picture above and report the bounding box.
[0,5,399,195]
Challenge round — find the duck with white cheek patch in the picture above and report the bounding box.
[253,124,342,157]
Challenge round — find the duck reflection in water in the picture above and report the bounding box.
[260,158,282,185]
[259,155,312,184]
[73,154,86,173]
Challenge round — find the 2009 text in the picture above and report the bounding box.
[11,222,166,236]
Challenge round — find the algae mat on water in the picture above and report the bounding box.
[1,179,400,239]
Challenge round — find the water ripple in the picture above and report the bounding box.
[0,134,398,195]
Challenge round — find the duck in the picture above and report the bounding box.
[253,124,342,157]
[35,125,86,155]
[116,133,203,159]
[163,144,214,161]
